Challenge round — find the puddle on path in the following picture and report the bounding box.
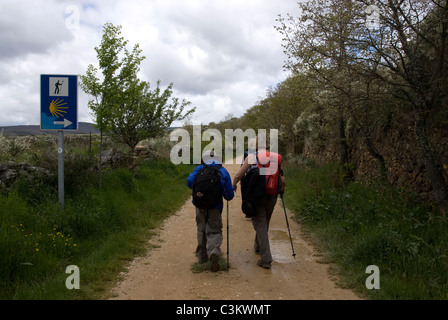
[269,229,310,263]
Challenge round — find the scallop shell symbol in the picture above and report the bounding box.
[49,98,68,118]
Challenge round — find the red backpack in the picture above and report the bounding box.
[256,151,283,195]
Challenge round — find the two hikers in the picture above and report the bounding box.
[187,135,285,271]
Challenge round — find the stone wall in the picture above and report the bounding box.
[0,162,50,189]
[303,112,448,201]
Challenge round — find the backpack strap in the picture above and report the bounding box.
[244,153,258,174]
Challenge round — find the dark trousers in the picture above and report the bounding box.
[252,195,277,263]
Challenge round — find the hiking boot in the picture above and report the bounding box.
[210,253,220,272]
[257,260,271,269]
[198,257,208,264]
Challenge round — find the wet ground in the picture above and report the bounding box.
[270,228,303,263]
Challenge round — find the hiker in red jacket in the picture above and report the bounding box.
[232,134,285,269]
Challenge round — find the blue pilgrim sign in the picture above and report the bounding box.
[40,74,78,131]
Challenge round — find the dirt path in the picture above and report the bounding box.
[109,160,361,300]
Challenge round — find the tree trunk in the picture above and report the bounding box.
[99,129,103,189]
[364,134,389,183]
[339,116,353,182]
[414,106,448,215]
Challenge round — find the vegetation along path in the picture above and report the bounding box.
[109,159,361,300]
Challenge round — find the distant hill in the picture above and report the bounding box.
[0,122,100,136]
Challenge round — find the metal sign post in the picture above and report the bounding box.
[40,74,78,209]
[58,130,64,208]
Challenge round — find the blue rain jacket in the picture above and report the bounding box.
[186,159,234,212]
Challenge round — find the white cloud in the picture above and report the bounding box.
[0,0,74,60]
[0,0,298,127]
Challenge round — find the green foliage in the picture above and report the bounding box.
[0,159,193,299]
[239,74,317,155]
[80,23,195,150]
[0,131,33,162]
[15,173,56,206]
[284,162,448,299]
[276,0,448,211]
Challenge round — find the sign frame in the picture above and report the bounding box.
[40,74,78,131]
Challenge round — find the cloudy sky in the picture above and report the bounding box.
[0,0,300,127]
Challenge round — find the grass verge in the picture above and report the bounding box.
[283,162,448,300]
[0,159,193,299]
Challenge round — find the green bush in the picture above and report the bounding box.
[0,159,193,299]
[284,162,448,299]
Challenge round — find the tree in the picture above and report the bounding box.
[80,23,195,151]
[276,0,363,180]
[353,0,448,213]
[278,0,448,212]
[108,80,194,150]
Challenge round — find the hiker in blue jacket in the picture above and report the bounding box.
[187,151,234,272]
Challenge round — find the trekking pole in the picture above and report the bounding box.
[226,200,230,270]
[280,194,296,259]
